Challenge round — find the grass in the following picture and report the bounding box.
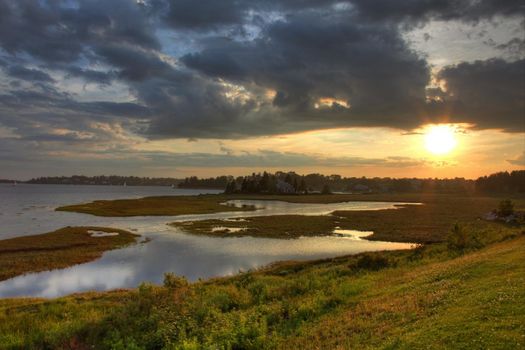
[334,194,525,243]
[59,192,524,243]
[2,193,524,348]
[172,215,336,238]
[56,195,256,216]
[0,220,523,349]
[0,227,139,281]
[55,192,426,217]
[171,194,525,243]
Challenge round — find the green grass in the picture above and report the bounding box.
[0,220,523,349]
[3,194,524,348]
[0,227,139,281]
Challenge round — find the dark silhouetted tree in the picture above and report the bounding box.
[321,184,332,194]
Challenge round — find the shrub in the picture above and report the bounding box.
[447,223,483,252]
[354,253,390,271]
[163,273,189,289]
[498,199,514,217]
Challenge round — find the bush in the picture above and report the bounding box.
[498,199,514,217]
[354,253,390,271]
[447,223,483,252]
[163,273,189,289]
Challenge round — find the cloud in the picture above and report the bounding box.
[350,0,525,24]
[508,151,525,166]
[0,0,523,154]
[162,0,247,30]
[434,58,525,132]
[3,65,55,83]
[150,11,432,137]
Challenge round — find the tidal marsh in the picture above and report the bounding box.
[0,227,138,281]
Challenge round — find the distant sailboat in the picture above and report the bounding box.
[123,182,127,187]
[12,180,17,186]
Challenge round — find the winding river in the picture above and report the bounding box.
[0,184,415,298]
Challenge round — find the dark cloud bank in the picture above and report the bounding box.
[0,0,523,146]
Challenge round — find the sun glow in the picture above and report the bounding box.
[424,125,458,155]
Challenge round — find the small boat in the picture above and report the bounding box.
[12,181,17,186]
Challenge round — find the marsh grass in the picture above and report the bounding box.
[172,215,336,238]
[0,227,138,281]
[172,194,525,243]
[56,195,257,216]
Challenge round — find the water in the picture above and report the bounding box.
[0,184,221,239]
[0,184,416,298]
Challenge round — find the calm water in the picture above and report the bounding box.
[0,184,415,298]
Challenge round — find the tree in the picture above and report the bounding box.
[298,177,307,194]
[224,181,236,194]
[259,172,269,192]
[284,173,293,185]
[321,184,332,194]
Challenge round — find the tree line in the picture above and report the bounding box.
[223,170,525,194]
[15,170,525,194]
[475,171,525,193]
[26,175,182,187]
[177,176,230,189]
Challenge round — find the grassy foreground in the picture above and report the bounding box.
[0,227,138,281]
[0,221,523,349]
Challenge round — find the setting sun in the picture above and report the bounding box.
[425,125,458,155]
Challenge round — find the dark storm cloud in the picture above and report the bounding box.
[434,59,525,132]
[156,11,433,137]
[0,83,150,144]
[0,0,523,148]
[0,0,159,62]
[351,0,525,24]
[3,65,55,83]
[59,66,116,85]
[162,0,246,30]
[158,0,345,30]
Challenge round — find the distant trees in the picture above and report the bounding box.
[178,176,231,189]
[475,171,525,193]
[25,170,525,194]
[26,175,182,186]
[223,171,309,195]
[321,184,332,195]
[222,170,525,195]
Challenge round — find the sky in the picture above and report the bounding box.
[0,0,524,180]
